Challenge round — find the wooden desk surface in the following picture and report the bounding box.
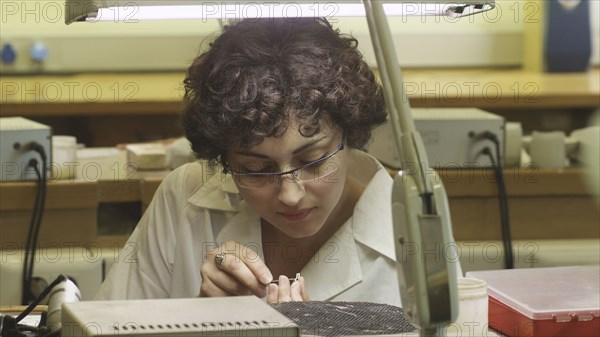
[1,68,599,117]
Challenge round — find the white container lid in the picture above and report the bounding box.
[52,135,77,146]
[467,265,599,320]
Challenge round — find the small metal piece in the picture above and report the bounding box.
[214,253,226,269]
[269,278,295,284]
[269,273,301,284]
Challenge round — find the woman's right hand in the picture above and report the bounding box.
[199,241,273,298]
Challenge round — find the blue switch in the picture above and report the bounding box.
[30,41,49,62]
[1,43,17,65]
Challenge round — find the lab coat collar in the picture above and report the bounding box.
[301,217,363,300]
[351,167,397,262]
[187,171,240,212]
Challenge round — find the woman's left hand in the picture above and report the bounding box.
[266,275,309,304]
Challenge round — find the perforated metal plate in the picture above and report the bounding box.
[272,301,416,336]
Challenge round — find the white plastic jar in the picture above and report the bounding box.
[445,277,489,337]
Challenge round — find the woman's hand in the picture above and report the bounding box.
[266,275,309,304]
[199,241,273,298]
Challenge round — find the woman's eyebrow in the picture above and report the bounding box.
[234,136,328,159]
[292,136,327,154]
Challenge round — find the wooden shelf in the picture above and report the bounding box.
[438,167,593,197]
[0,180,97,211]
[1,68,598,117]
[403,67,600,109]
[0,73,185,116]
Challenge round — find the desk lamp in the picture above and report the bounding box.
[65,1,495,336]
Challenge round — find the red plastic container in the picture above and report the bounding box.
[467,266,599,337]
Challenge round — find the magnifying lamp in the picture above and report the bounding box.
[361,2,493,336]
[65,1,495,336]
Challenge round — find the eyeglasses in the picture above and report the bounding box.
[224,135,345,189]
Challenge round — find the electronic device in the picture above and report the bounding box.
[61,296,299,337]
[367,108,505,168]
[0,116,52,181]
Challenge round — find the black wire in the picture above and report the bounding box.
[488,135,514,269]
[13,275,71,337]
[470,131,514,269]
[15,275,68,323]
[482,147,514,269]
[422,192,434,215]
[22,160,43,305]
[28,153,48,302]
[21,143,48,305]
[12,276,74,337]
[16,324,40,332]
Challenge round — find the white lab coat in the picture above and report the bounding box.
[95,150,402,306]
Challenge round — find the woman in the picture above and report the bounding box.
[95,17,401,306]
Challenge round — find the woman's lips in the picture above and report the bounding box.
[279,208,314,222]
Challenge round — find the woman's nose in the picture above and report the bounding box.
[277,175,305,206]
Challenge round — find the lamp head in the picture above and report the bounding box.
[65,0,495,24]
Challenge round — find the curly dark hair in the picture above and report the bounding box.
[181,17,386,165]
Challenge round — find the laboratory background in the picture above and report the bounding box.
[0,0,599,336]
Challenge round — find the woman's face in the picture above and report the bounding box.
[226,124,348,239]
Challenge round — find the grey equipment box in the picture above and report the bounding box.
[0,117,52,181]
[367,108,505,169]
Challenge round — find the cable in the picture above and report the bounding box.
[470,131,514,269]
[5,275,77,337]
[15,275,68,323]
[22,159,43,305]
[482,146,514,269]
[28,154,48,301]
[21,143,48,305]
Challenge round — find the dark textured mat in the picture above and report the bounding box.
[272,301,417,336]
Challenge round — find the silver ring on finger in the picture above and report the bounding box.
[214,253,226,269]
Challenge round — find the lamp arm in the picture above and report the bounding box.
[362,0,433,202]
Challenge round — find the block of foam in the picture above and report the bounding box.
[125,143,166,170]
